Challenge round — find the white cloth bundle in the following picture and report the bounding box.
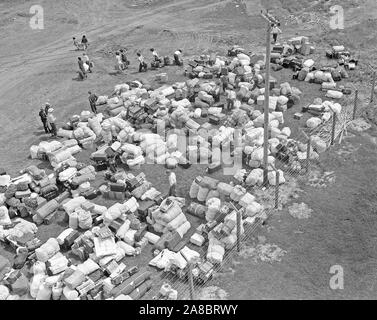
[63,197,88,214]
[35,238,60,263]
[57,128,74,139]
[268,170,286,186]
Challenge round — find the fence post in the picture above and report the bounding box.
[331,113,337,145]
[306,135,311,175]
[275,170,280,209]
[236,209,241,252]
[371,72,376,103]
[188,262,195,300]
[353,89,358,120]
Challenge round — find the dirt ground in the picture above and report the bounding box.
[1,0,377,299]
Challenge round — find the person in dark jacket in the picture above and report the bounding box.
[120,49,129,68]
[81,35,89,50]
[39,106,50,133]
[88,91,98,114]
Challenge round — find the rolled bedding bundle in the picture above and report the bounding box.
[57,128,74,139]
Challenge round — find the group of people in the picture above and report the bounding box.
[38,103,57,137]
[73,35,89,51]
[77,52,93,80]
[115,48,183,73]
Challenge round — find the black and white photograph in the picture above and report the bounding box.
[0,0,376,307]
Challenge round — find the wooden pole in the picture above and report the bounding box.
[188,262,195,300]
[236,208,241,252]
[306,135,311,175]
[371,72,376,103]
[263,20,272,186]
[353,89,358,120]
[275,170,280,209]
[331,113,337,146]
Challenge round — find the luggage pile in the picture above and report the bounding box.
[303,98,343,130]
[325,45,358,70]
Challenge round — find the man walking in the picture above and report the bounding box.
[88,91,98,114]
[47,108,57,137]
[39,106,50,134]
[271,24,282,44]
[167,170,177,197]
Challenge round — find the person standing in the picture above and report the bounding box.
[78,57,87,79]
[173,49,183,66]
[226,88,236,112]
[88,91,98,114]
[83,53,92,73]
[167,170,177,197]
[120,49,129,68]
[115,51,125,71]
[73,37,80,50]
[150,48,161,62]
[137,53,147,72]
[271,24,282,44]
[81,35,89,50]
[39,106,50,134]
[44,102,51,115]
[47,108,57,137]
[220,74,229,95]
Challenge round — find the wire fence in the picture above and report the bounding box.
[141,73,375,300]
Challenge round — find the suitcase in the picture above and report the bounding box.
[82,188,99,200]
[134,223,148,242]
[203,73,213,79]
[92,154,108,162]
[109,183,126,192]
[208,115,220,125]
[62,230,80,251]
[206,162,222,174]
[94,162,108,172]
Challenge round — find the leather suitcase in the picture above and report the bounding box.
[62,230,80,251]
[92,154,108,162]
[109,183,126,192]
[208,115,220,125]
[82,188,99,200]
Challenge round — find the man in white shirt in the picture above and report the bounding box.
[167,170,177,197]
[150,48,161,62]
[47,108,57,137]
[173,49,183,66]
[271,24,282,44]
[115,51,125,71]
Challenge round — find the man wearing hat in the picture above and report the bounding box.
[47,108,57,137]
[39,106,50,134]
[167,170,177,197]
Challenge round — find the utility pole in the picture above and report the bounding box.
[260,11,279,185]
